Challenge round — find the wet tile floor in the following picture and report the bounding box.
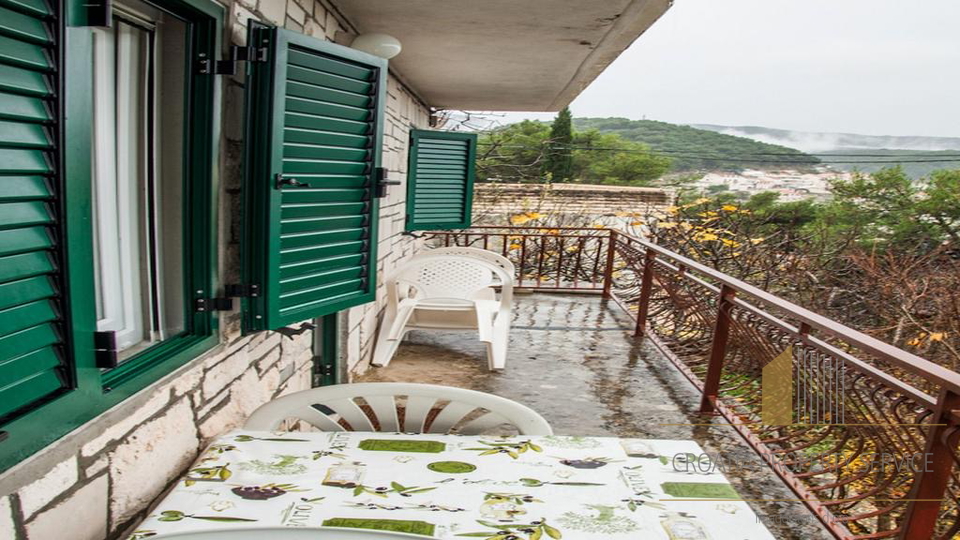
[357,293,833,540]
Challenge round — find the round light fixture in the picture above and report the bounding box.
[350,33,402,60]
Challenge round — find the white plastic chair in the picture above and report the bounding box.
[243,382,553,435]
[151,527,427,539]
[427,246,516,277]
[372,249,514,371]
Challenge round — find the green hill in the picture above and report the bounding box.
[573,117,820,172]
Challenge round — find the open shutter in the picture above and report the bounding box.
[0,0,71,421]
[405,129,477,231]
[242,26,385,332]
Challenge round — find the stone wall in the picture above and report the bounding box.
[474,182,673,223]
[0,1,429,538]
[345,74,429,378]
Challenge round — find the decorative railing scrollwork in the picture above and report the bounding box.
[427,226,960,540]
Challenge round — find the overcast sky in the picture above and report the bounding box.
[499,0,960,138]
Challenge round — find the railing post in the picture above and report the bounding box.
[601,230,618,298]
[634,249,656,337]
[699,284,736,414]
[899,388,960,540]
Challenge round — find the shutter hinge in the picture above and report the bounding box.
[375,167,401,198]
[94,331,119,369]
[225,284,261,298]
[197,46,268,75]
[195,284,260,313]
[313,363,334,386]
[0,431,8,443]
[195,297,235,312]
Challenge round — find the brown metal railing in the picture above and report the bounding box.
[427,227,960,540]
[427,227,612,292]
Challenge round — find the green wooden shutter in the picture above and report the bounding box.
[242,26,385,332]
[0,0,71,421]
[405,130,477,231]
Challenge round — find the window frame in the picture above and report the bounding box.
[98,0,222,387]
[0,0,223,473]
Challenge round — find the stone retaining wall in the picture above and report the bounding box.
[474,182,673,222]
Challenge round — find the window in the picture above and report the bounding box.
[0,0,222,473]
[405,129,477,231]
[1,0,386,474]
[240,27,386,332]
[91,2,187,360]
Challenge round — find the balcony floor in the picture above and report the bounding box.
[357,293,833,540]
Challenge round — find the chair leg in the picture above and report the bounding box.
[372,336,403,367]
[372,313,400,368]
[475,315,494,344]
[486,314,510,371]
[486,331,508,372]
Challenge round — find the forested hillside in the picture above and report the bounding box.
[573,117,819,172]
[477,112,672,186]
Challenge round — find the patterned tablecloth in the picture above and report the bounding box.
[131,430,775,539]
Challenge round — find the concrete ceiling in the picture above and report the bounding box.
[331,0,672,111]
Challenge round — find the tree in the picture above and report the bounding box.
[824,166,960,249]
[543,107,574,181]
[646,167,960,374]
[571,129,671,186]
[476,116,670,186]
[476,120,551,183]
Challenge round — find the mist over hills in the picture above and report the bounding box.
[691,124,960,153]
[550,118,960,178]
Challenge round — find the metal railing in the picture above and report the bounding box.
[426,226,960,540]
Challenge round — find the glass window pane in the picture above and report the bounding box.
[91,3,188,362]
[156,11,186,340]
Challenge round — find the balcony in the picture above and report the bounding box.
[359,226,960,540]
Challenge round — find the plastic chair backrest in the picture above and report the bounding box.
[394,253,512,302]
[426,246,516,277]
[243,382,553,435]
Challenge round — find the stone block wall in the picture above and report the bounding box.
[474,182,673,224]
[0,331,314,540]
[0,0,429,538]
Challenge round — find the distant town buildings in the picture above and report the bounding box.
[691,167,852,201]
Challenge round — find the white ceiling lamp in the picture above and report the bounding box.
[350,33,402,60]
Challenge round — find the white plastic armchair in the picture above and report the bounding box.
[152,527,428,539]
[372,249,514,371]
[243,382,553,435]
[426,246,516,277]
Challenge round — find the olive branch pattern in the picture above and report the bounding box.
[456,518,562,539]
[464,440,543,459]
[345,501,467,512]
[518,478,605,488]
[234,434,309,443]
[351,481,437,498]
[156,510,257,523]
[183,464,232,486]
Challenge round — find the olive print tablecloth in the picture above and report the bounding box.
[132,431,776,539]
